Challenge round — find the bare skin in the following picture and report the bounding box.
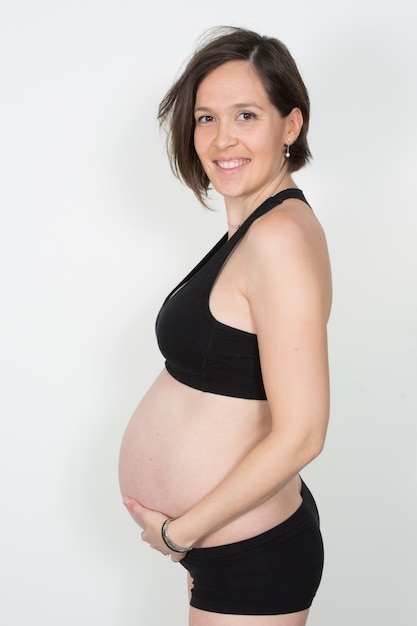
[190,605,309,626]
[119,61,332,625]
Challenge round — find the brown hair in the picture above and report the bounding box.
[158,27,311,204]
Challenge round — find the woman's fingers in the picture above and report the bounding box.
[122,497,187,560]
[123,496,148,528]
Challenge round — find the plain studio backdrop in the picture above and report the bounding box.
[0,1,416,624]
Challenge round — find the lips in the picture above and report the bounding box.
[215,159,250,170]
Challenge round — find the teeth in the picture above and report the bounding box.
[216,159,249,169]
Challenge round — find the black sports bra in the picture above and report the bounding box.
[155,188,309,400]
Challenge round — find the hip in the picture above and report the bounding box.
[181,479,324,615]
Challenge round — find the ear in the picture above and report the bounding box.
[285,107,303,143]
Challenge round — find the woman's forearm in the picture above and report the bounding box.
[168,426,325,549]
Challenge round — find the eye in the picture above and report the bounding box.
[196,114,215,124]
[237,111,256,121]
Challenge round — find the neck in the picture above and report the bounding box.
[225,174,296,233]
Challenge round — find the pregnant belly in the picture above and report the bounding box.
[118,369,271,519]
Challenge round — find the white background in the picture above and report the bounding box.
[1,1,416,624]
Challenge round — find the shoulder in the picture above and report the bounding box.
[242,197,332,315]
[245,197,329,267]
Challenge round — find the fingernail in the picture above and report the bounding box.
[123,497,130,506]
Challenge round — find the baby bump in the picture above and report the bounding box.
[119,406,259,518]
[118,369,300,544]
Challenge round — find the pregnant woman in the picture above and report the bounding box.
[119,26,332,626]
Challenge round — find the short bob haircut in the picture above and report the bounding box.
[158,27,311,205]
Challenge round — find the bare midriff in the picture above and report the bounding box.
[118,368,302,548]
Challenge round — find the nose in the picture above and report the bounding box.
[213,120,237,150]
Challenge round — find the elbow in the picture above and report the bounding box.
[297,431,327,467]
[308,436,325,461]
[301,407,329,465]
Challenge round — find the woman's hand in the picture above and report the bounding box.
[122,497,187,562]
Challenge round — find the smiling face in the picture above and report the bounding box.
[193,60,299,210]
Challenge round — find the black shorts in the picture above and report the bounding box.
[180,480,324,615]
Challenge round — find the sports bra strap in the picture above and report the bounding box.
[231,188,308,244]
[163,188,308,303]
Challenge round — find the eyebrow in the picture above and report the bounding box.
[194,102,265,113]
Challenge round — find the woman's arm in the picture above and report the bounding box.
[124,205,331,556]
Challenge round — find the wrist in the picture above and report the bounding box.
[161,518,194,553]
